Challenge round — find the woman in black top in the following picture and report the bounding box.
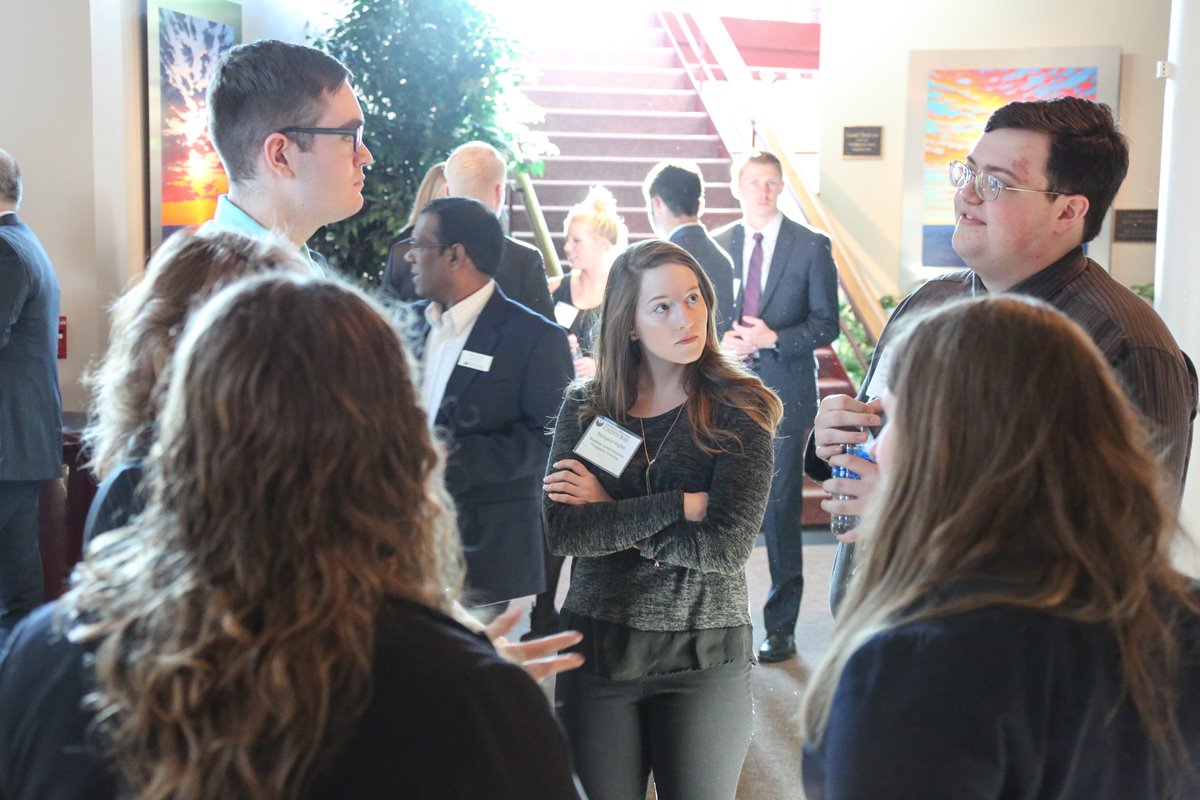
[0,275,583,799]
[802,296,1200,799]
[543,240,782,800]
[551,185,628,379]
[81,230,314,542]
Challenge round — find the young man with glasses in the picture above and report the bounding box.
[201,40,374,270]
[809,96,1197,613]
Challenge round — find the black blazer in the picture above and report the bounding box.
[414,286,573,603]
[669,222,735,332]
[383,234,555,320]
[0,213,62,480]
[714,215,839,434]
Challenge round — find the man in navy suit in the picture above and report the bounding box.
[383,142,555,320]
[0,148,62,649]
[715,150,840,662]
[408,197,572,609]
[644,160,736,330]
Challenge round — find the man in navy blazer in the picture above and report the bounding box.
[0,149,62,648]
[644,160,736,330]
[408,197,572,608]
[715,150,840,663]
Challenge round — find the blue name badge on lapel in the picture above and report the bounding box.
[457,350,493,372]
[573,416,642,478]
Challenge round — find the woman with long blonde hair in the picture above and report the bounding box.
[801,296,1200,799]
[0,274,582,799]
[543,240,782,800]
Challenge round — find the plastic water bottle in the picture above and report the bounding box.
[830,442,874,537]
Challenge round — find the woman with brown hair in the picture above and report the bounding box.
[543,239,782,800]
[801,296,1200,799]
[0,274,582,799]
[81,229,314,539]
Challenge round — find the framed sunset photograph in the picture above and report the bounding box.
[146,0,241,247]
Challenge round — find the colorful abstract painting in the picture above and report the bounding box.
[158,8,235,240]
[921,67,1097,267]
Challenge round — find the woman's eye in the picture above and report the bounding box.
[653,303,668,313]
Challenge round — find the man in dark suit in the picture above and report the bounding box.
[0,148,62,648]
[644,160,736,330]
[714,150,840,662]
[383,142,554,319]
[408,197,572,608]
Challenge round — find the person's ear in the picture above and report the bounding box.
[262,133,295,179]
[1055,194,1090,233]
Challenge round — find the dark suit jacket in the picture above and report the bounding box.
[415,286,572,603]
[383,233,555,320]
[0,214,62,481]
[670,222,735,332]
[714,215,839,435]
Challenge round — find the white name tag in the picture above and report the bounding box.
[457,350,493,372]
[573,416,642,478]
[554,301,581,329]
[732,277,742,300]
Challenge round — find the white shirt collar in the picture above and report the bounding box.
[424,280,496,335]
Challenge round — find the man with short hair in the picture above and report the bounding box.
[201,40,374,267]
[384,142,554,319]
[813,96,1198,613]
[0,148,62,649]
[644,159,735,329]
[714,150,841,663]
[407,197,572,607]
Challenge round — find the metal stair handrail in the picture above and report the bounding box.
[513,171,563,278]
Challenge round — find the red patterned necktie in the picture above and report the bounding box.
[742,232,764,319]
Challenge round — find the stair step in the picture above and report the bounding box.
[531,65,691,91]
[527,45,679,69]
[536,154,730,183]
[526,86,700,113]
[537,108,713,136]
[541,131,724,158]
[526,179,737,210]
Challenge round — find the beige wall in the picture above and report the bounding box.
[819,0,1172,297]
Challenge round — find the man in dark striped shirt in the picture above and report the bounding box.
[809,97,1198,613]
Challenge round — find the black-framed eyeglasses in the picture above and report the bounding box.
[949,160,1066,202]
[277,125,364,152]
[400,237,454,252]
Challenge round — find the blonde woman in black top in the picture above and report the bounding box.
[544,240,782,800]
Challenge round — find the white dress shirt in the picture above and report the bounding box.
[739,211,784,294]
[420,280,496,427]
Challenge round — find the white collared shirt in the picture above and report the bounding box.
[739,212,784,293]
[420,280,496,427]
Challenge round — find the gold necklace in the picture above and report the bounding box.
[639,403,686,495]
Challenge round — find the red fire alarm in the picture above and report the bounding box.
[58,316,67,359]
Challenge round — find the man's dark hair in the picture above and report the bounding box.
[0,148,22,208]
[207,40,351,183]
[644,160,704,217]
[421,197,504,277]
[985,97,1128,243]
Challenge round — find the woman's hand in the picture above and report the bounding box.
[485,606,585,684]
[544,459,612,505]
[573,355,597,379]
[683,491,709,522]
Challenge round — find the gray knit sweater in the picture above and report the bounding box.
[543,391,774,631]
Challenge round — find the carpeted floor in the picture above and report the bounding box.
[509,529,837,800]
